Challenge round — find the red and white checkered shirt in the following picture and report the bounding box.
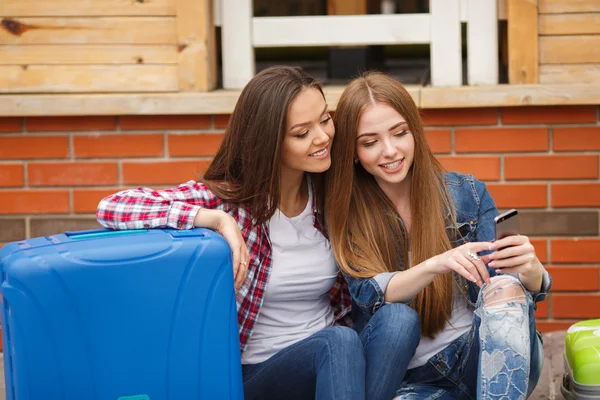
[96,180,353,353]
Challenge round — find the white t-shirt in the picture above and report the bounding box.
[408,284,474,369]
[242,187,338,365]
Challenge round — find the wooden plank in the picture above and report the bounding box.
[0,45,178,65]
[221,0,253,89]
[420,84,600,108]
[0,65,178,93]
[327,0,367,15]
[540,0,600,14]
[539,14,600,35]
[2,84,600,116]
[253,14,431,47]
[0,91,241,116]
[508,0,538,84]
[467,0,498,85]
[430,0,462,86]
[540,64,600,84]
[175,0,216,91]
[540,36,600,64]
[0,17,177,45]
[0,85,419,116]
[1,0,176,17]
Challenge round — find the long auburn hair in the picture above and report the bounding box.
[325,72,457,337]
[202,66,326,225]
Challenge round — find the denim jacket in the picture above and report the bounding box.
[347,172,552,332]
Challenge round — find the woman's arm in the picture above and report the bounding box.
[383,241,492,303]
[96,180,225,230]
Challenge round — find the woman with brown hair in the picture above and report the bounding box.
[96,66,369,399]
[326,72,552,400]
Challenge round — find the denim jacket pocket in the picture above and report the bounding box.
[449,219,476,246]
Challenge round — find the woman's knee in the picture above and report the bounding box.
[323,326,363,354]
[370,303,420,344]
[481,275,528,312]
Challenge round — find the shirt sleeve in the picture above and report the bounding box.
[344,271,402,316]
[96,180,226,230]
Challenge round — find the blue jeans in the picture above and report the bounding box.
[242,326,366,400]
[395,276,544,400]
[357,303,421,400]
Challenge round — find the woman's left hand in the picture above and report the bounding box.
[481,235,544,292]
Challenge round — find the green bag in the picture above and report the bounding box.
[562,319,600,399]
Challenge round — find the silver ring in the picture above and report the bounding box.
[241,261,247,266]
[466,250,481,261]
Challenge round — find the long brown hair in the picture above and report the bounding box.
[202,66,325,225]
[325,72,457,337]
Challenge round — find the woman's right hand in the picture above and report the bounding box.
[194,209,250,291]
[425,242,492,287]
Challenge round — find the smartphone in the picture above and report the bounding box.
[494,209,519,241]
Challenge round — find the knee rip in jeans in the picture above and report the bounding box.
[482,275,526,313]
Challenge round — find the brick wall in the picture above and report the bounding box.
[1,105,599,330]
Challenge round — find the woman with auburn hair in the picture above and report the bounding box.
[326,72,552,400]
[96,66,369,400]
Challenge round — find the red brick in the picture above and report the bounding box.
[0,190,70,214]
[0,136,69,159]
[546,266,599,292]
[487,184,547,209]
[437,156,500,181]
[28,162,118,187]
[73,189,125,213]
[552,183,600,208]
[534,299,548,318]
[214,114,230,129]
[421,108,498,126]
[122,161,210,185]
[505,155,598,180]
[425,129,451,154]
[553,294,600,319]
[536,320,579,333]
[551,238,600,263]
[501,106,597,124]
[74,134,164,158]
[26,117,116,132]
[0,164,24,187]
[120,115,210,130]
[168,133,224,157]
[0,118,22,133]
[531,239,548,263]
[554,126,600,151]
[455,127,548,153]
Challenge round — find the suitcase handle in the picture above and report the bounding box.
[65,229,148,240]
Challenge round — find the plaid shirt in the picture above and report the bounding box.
[96,180,353,353]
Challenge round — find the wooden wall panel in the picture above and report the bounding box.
[539,14,600,35]
[508,0,539,84]
[1,0,176,17]
[0,45,178,65]
[176,0,217,91]
[0,65,179,93]
[539,0,600,14]
[540,36,600,64]
[0,17,177,45]
[540,64,600,84]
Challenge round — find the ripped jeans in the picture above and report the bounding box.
[395,275,544,400]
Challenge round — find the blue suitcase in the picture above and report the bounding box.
[0,228,243,400]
